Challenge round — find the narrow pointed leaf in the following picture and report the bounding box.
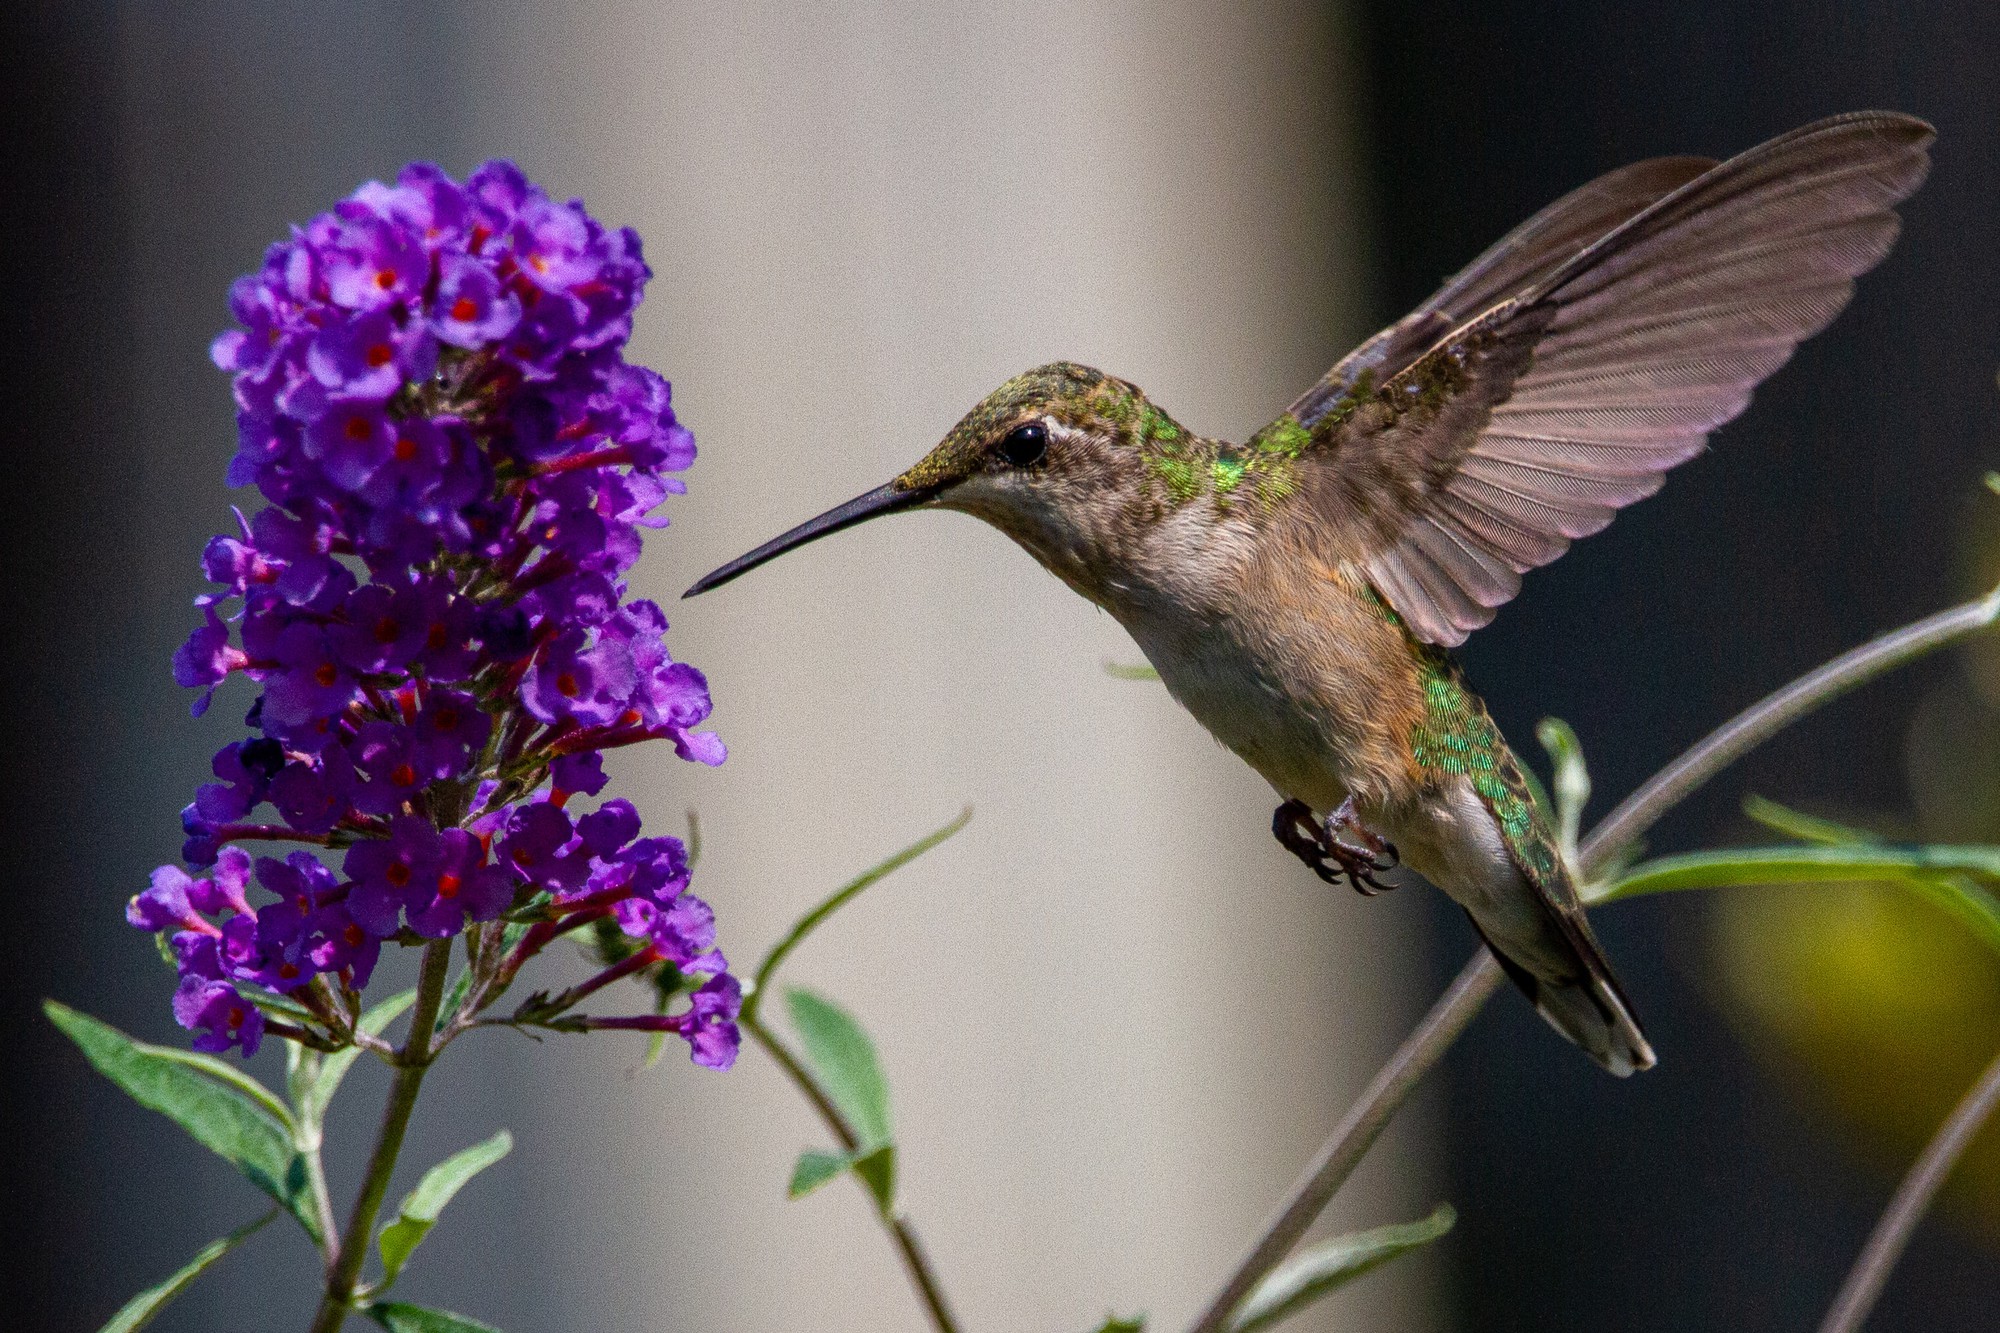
[303,987,415,1128]
[1229,1204,1455,1333]
[96,1209,276,1333]
[242,987,317,1025]
[45,1001,318,1239]
[1596,844,2000,896]
[1596,843,2000,957]
[141,1043,295,1131]
[1103,661,1161,681]
[788,1149,852,1199]
[785,988,892,1148]
[1089,1319,1146,1333]
[366,1303,503,1333]
[377,1130,512,1286]
[747,809,971,1024]
[1741,794,1881,845]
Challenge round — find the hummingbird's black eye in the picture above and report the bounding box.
[998,421,1048,468]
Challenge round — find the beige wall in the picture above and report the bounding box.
[113,3,1443,1329]
[460,5,1441,1330]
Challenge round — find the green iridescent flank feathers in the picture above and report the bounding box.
[1407,646,1562,888]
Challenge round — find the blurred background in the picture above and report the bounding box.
[5,3,1998,1331]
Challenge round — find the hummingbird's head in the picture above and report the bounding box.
[686,362,1178,601]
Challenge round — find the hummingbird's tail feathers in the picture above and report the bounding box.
[1463,907,1657,1078]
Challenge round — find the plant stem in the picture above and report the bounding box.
[306,940,454,1333]
[747,807,972,1019]
[743,1012,960,1333]
[1184,954,1503,1333]
[1816,1045,2000,1333]
[1184,580,2000,1333]
[1581,581,2000,873]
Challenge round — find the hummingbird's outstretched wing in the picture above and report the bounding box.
[1279,111,1933,646]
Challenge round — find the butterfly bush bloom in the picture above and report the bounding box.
[132,161,739,1068]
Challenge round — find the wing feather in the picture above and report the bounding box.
[1276,112,1932,644]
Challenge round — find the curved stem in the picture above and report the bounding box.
[1817,1045,2000,1333]
[1186,954,1501,1333]
[306,940,453,1333]
[1184,580,2000,1333]
[746,807,972,1024]
[1580,582,2000,875]
[742,1013,960,1333]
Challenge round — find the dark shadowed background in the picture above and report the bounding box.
[7,3,1999,1331]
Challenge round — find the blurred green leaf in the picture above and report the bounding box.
[1088,1318,1146,1333]
[366,1303,503,1333]
[788,1149,852,1199]
[1594,844,2000,956]
[1228,1204,1455,1332]
[45,1001,318,1240]
[376,1130,513,1287]
[850,1144,897,1214]
[302,988,415,1130]
[1103,661,1161,681]
[747,808,970,1023]
[1742,795,1881,846]
[1536,717,1589,866]
[787,988,892,1148]
[95,1209,276,1333]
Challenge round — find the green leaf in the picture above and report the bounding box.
[1103,660,1161,681]
[1597,841,2000,957]
[1536,717,1590,866]
[1228,1204,1455,1332]
[366,1303,503,1333]
[788,1149,852,1199]
[747,808,971,1024]
[303,988,416,1130]
[786,988,892,1148]
[96,1209,276,1333]
[143,1042,295,1131]
[785,1143,895,1212]
[45,1001,318,1240]
[1088,1319,1146,1333]
[1742,794,1880,846]
[850,1143,897,1214]
[376,1130,513,1287]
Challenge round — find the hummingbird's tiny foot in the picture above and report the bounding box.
[1325,798,1400,896]
[1272,798,1397,895]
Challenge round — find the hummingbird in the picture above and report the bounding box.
[686,112,1933,1075]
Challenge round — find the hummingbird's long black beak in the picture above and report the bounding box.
[682,481,934,597]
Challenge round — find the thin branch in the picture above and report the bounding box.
[1185,578,2000,1333]
[742,1013,961,1333]
[306,939,453,1333]
[1817,1045,2000,1333]
[746,807,972,1024]
[1184,954,1502,1333]
[1580,580,2000,876]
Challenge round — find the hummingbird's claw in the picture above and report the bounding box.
[1272,798,1399,896]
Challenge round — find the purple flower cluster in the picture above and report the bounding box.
[131,161,739,1068]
